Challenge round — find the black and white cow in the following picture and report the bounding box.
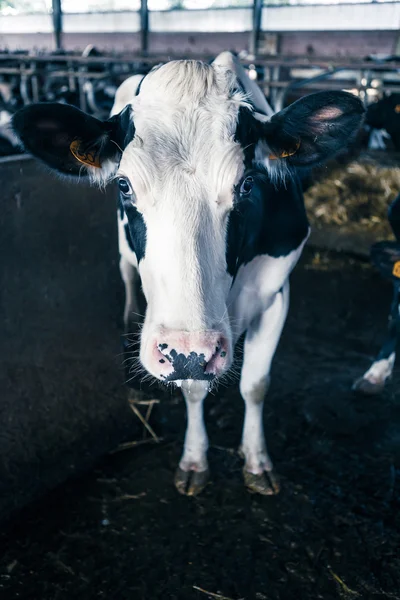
[353,192,400,395]
[366,93,400,152]
[12,52,364,496]
[0,109,20,157]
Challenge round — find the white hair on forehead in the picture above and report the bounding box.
[120,59,251,196]
[141,59,248,107]
[88,59,251,188]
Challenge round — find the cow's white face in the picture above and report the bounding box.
[12,57,364,383]
[117,62,248,380]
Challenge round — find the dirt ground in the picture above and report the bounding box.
[0,247,399,600]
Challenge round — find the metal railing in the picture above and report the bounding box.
[1,51,399,116]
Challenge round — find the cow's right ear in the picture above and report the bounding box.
[259,91,364,173]
[12,103,134,184]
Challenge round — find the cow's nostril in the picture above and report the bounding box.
[157,344,172,363]
[205,343,229,377]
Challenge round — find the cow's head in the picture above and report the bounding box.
[13,59,364,383]
[366,92,400,132]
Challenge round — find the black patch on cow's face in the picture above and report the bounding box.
[124,223,135,253]
[234,106,259,168]
[228,92,364,277]
[161,349,215,382]
[118,195,125,220]
[123,199,147,262]
[225,166,309,277]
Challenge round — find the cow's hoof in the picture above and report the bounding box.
[174,467,209,496]
[243,469,280,496]
[352,376,385,395]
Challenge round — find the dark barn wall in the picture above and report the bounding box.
[1,30,396,57]
[0,156,138,522]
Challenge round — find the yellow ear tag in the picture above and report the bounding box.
[269,140,301,160]
[392,261,400,278]
[70,139,102,169]
[395,105,400,114]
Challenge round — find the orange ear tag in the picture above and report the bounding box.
[395,105,400,114]
[70,139,102,168]
[392,261,400,278]
[269,140,301,160]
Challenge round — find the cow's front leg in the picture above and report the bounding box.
[175,380,210,496]
[240,281,290,495]
[353,282,399,395]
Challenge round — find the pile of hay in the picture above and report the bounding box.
[305,153,400,241]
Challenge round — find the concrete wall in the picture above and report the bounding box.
[0,155,139,521]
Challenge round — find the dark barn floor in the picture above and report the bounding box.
[1,249,400,600]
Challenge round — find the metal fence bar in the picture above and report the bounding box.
[0,51,399,114]
[1,53,400,72]
[140,0,149,54]
[52,0,63,51]
[250,0,263,57]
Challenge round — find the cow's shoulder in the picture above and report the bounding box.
[228,240,307,333]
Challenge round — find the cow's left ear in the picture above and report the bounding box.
[12,103,134,184]
[260,91,364,169]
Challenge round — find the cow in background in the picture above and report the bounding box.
[366,93,400,152]
[12,52,364,496]
[0,108,20,156]
[0,81,21,156]
[353,193,400,394]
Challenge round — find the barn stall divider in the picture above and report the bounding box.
[0,154,144,522]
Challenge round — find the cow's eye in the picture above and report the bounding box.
[118,177,133,196]
[240,176,254,195]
